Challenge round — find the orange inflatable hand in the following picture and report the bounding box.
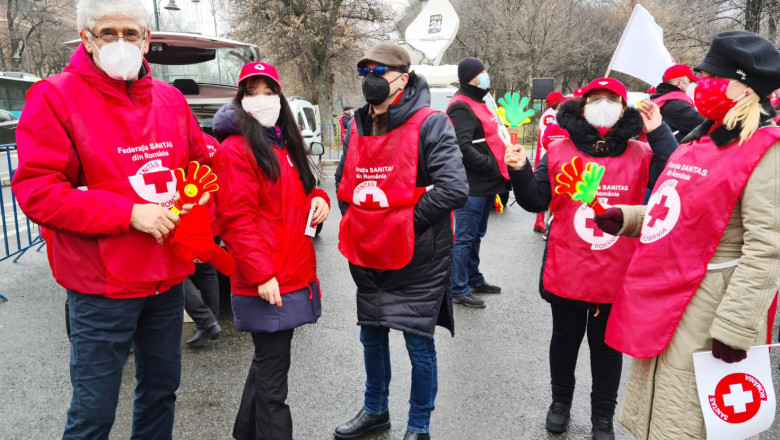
[172,161,219,214]
[554,156,585,197]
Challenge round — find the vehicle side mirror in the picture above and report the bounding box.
[301,129,314,138]
[310,142,324,156]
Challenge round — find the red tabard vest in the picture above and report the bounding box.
[448,94,511,179]
[606,127,780,358]
[544,138,653,303]
[337,107,436,270]
[651,90,695,108]
[82,165,193,283]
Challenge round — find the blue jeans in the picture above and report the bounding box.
[451,195,492,296]
[63,285,184,440]
[360,326,438,434]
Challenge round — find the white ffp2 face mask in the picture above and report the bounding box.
[242,94,282,127]
[584,100,623,128]
[91,39,144,81]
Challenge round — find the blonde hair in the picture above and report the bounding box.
[723,92,766,145]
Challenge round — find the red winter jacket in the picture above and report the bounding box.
[214,135,329,296]
[11,44,208,298]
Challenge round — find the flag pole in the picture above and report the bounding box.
[605,68,611,78]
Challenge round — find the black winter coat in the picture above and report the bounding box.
[650,83,705,142]
[335,72,468,338]
[509,98,676,308]
[446,85,508,196]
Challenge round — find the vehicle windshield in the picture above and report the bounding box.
[148,46,253,87]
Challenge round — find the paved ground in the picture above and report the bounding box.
[1,170,779,440]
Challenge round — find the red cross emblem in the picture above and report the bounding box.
[585,216,604,238]
[361,193,382,208]
[142,171,174,194]
[647,195,670,228]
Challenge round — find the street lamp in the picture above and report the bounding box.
[191,0,219,37]
[153,0,181,32]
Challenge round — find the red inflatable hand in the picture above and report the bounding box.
[554,156,585,197]
[172,161,219,214]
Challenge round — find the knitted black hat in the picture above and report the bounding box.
[458,57,485,85]
[695,31,780,99]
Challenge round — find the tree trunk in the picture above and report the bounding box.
[745,0,763,33]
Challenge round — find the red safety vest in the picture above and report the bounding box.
[544,138,652,303]
[651,90,695,108]
[337,107,436,270]
[606,126,780,358]
[448,94,511,179]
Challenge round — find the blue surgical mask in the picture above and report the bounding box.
[477,73,490,90]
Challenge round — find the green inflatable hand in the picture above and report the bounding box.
[573,162,605,206]
[497,92,535,128]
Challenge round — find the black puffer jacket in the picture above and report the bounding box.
[651,82,705,142]
[335,72,468,337]
[509,98,676,308]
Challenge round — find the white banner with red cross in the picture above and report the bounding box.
[693,344,778,440]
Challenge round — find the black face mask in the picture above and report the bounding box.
[362,74,402,106]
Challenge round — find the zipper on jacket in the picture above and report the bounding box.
[126,82,139,107]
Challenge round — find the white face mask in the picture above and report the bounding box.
[686,82,697,101]
[242,94,281,127]
[584,100,623,128]
[91,39,144,81]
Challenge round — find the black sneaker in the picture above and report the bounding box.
[591,415,615,440]
[470,282,502,294]
[452,294,486,308]
[545,402,571,433]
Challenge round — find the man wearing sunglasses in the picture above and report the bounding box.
[334,43,467,440]
[11,1,209,438]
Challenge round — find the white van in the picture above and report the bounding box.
[287,96,321,148]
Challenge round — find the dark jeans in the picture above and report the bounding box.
[549,302,622,418]
[360,326,437,434]
[63,285,184,440]
[451,195,492,296]
[183,262,220,330]
[233,330,295,440]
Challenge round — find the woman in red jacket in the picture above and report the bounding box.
[213,62,330,440]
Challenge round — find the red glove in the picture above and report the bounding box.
[712,339,747,363]
[170,205,236,276]
[594,207,623,236]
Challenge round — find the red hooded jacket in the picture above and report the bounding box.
[11,44,208,298]
[214,135,329,296]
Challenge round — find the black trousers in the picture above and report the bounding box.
[183,262,220,330]
[233,329,295,440]
[549,302,622,418]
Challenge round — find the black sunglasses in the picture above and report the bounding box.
[358,66,399,77]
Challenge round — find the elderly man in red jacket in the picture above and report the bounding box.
[11,1,208,438]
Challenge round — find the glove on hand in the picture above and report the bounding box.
[594,207,623,236]
[711,338,747,363]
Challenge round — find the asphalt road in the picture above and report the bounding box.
[1,169,779,440]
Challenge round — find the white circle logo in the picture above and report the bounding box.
[353,181,389,208]
[254,64,266,71]
[641,179,681,243]
[128,160,176,207]
[573,200,619,250]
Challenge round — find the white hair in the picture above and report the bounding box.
[76,0,150,32]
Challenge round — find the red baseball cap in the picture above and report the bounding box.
[238,62,281,89]
[573,87,584,97]
[545,92,564,109]
[581,77,627,102]
[662,64,699,83]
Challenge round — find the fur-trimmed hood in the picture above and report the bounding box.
[556,98,644,157]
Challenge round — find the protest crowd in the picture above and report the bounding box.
[7,0,780,439]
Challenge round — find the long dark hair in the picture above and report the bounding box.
[233,77,317,194]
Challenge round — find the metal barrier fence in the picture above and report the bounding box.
[319,122,343,161]
[1,143,44,301]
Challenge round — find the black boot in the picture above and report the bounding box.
[186,322,221,345]
[545,402,571,433]
[333,409,390,439]
[403,431,430,440]
[591,415,615,440]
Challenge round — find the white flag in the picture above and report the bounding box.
[693,345,777,440]
[607,4,674,86]
[403,0,459,66]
